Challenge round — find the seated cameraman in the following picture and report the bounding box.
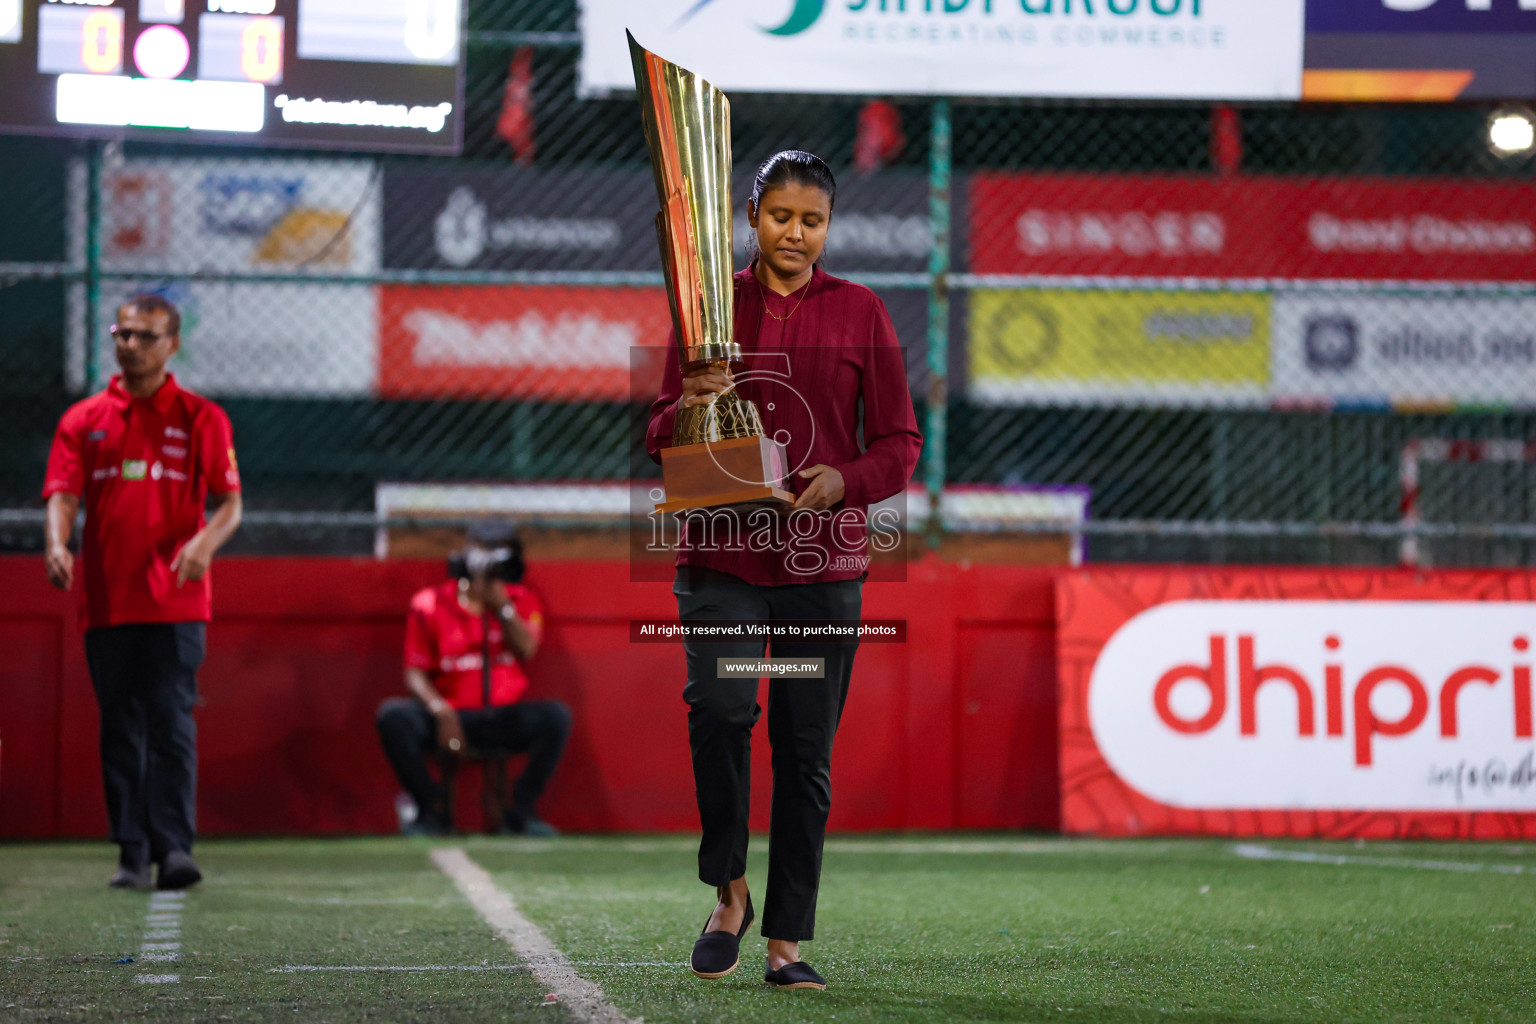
[376,524,571,836]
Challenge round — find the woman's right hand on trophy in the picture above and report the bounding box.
[680,364,735,407]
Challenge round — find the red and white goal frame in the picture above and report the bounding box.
[1399,438,1536,567]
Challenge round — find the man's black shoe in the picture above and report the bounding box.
[764,959,826,990]
[503,813,559,837]
[690,894,753,979]
[109,864,152,890]
[156,851,202,891]
[401,814,451,837]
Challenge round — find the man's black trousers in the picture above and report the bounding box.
[84,622,205,870]
[674,566,863,943]
[375,698,572,825]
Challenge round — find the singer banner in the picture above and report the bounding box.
[969,173,1536,282]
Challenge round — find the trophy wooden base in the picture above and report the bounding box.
[656,435,795,515]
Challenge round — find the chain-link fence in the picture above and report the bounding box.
[3,0,1535,566]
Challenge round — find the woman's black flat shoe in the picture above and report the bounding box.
[763,959,826,990]
[689,895,754,979]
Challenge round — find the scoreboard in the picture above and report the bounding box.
[0,0,464,153]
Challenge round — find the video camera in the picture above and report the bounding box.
[447,525,525,583]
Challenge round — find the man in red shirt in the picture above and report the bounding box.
[42,294,242,891]
[375,525,571,836]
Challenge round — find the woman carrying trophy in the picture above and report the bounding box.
[635,36,923,994]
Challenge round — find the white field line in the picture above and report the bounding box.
[1233,843,1533,875]
[271,961,685,973]
[282,896,460,906]
[488,837,1188,855]
[134,891,186,985]
[272,965,530,973]
[824,839,1188,855]
[430,847,639,1024]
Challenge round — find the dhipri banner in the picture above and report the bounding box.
[1272,293,1536,409]
[969,174,1536,281]
[579,0,1306,100]
[1058,570,1536,839]
[378,286,672,400]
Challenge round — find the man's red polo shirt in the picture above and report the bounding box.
[404,581,545,710]
[43,374,241,631]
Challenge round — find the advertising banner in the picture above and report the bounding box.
[381,165,934,392]
[384,164,934,275]
[735,169,932,275]
[1273,293,1536,409]
[70,157,380,394]
[377,285,673,401]
[969,173,1536,282]
[1306,0,1536,100]
[383,166,656,272]
[98,158,381,274]
[969,288,1269,406]
[1058,569,1536,839]
[88,280,378,397]
[579,0,1306,101]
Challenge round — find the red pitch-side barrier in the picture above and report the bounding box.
[0,555,1062,838]
[12,558,1533,840]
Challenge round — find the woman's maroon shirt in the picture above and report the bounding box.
[645,263,922,586]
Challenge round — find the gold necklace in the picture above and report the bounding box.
[758,278,811,321]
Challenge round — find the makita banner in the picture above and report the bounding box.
[579,0,1306,101]
[1058,570,1536,839]
[969,174,1536,281]
[1306,0,1536,100]
[377,285,672,401]
[376,284,931,401]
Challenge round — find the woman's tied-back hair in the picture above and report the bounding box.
[750,150,837,214]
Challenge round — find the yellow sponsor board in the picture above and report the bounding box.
[969,289,1271,406]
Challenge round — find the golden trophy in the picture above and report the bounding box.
[629,32,794,515]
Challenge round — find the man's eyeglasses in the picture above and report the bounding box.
[110,326,168,344]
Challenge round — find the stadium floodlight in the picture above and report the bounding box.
[1488,109,1535,156]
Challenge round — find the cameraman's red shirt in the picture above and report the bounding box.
[404,581,545,710]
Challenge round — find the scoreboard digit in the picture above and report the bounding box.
[80,10,123,74]
[403,0,455,62]
[0,0,464,153]
[0,0,21,43]
[239,17,280,82]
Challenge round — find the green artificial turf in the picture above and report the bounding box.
[0,839,566,1023]
[4,835,1536,1023]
